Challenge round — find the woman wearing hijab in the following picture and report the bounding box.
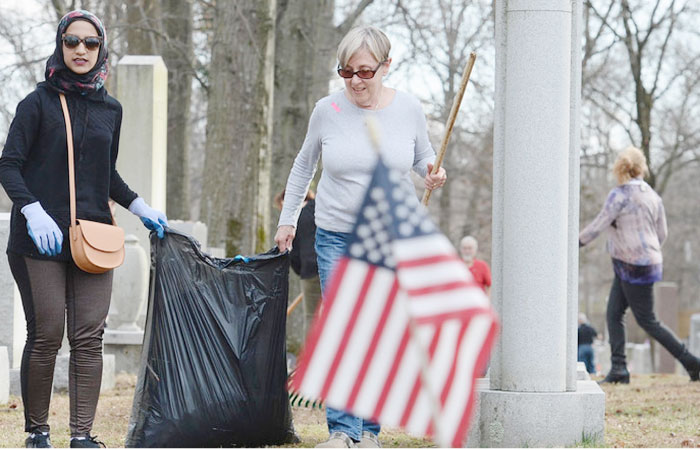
[0,10,167,448]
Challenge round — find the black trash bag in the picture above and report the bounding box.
[125,229,295,447]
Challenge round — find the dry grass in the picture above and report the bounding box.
[598,373,700,448]
[1,373,698,447]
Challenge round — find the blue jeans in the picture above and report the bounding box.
[315,227,381,441]
[577,344,595,374]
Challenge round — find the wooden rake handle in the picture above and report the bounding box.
[422,52,477,206]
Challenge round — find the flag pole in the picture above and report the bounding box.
[366,116,449,447]
[422,52,477,206]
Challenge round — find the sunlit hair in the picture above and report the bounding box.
[613,146,649,185]
[337,26,391,68]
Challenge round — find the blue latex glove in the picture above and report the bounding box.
[128,197,168,239]
[21,202,63,256]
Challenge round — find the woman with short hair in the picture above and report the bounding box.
[275,25,447,448]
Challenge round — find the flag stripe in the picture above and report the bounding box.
[346,278,399,410]
[440,323,468,405]
[328,267,395,406]
[319,265,376,399]
[299,260,368,397]
[397,254,454,267]
[406,280,475,297]
[372,326,411,419]
[453,318,499,446]
[291,258,349,391]
[399,325,443,428]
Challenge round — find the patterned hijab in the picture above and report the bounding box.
[45,10,109,94]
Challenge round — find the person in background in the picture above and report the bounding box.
[0,10,167,448]
[275,188,322,337]
[275,25,446,449]
[577,313,598,374]
[459,235,491,296]
[579,146,700,384]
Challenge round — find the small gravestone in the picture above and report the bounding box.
[0,346,9,404]
[654,283,680,373]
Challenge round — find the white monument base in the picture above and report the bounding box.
[467,380,605,447]
[53,354,116,393]
[0,346,9,404]
[103,329,144,375]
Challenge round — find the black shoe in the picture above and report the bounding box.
[679,350,700,382]
[599,366,630,384]
[70,436,105,448]
[25,433,52,448]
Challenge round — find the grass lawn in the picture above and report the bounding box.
[1,373,698,447]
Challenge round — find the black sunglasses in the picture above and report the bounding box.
[337,61,386,79]
[62,34,102,51]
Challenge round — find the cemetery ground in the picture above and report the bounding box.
[0,373,699,448]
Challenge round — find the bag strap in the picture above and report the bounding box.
[59,93,117,238]
[58,93,79,240]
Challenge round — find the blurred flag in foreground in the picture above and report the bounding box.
[291,157,498,447]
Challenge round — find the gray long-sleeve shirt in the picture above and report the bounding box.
[278,89,435,233]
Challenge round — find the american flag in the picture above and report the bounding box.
[291,158,498,447]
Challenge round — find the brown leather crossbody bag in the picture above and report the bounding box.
[59,93,125,273]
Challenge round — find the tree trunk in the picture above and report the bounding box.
[125,0,160,54]
[161,0,194,220]
[200,0,275,256]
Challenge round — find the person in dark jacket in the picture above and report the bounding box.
[275,188,322,336]
[0,10,167,448]
[577,313,598,374]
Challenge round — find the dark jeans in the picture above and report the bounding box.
[8,253,113,437]
[607,275,685,367]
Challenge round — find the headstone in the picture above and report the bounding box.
[108,235,149,332]
[653,282,680,373]
[627,342,652,374]
[168,220,208,248]
[690,313,700,357]
[469,1,604,447]
[594,341,610,376]
[0,346,9,404]
[114,55,168,270]
[103,330,144,375]
[53,354,115,393]
[0,213,26,369]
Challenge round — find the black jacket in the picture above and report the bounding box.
[290,199,318,279]
[0,82,138,260]
[577,323,598,346]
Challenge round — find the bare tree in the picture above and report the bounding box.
[200,0,276,255]
[386,0,495,250]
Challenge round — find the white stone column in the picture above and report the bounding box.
[114,55,168,248]
[469,1,604,446]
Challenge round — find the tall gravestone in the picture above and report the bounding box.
[468,1,605,446]
[107,56,168,374]
[0,213,25,370]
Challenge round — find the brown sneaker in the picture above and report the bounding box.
[357,431,381,448]
[316,432,356,448]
